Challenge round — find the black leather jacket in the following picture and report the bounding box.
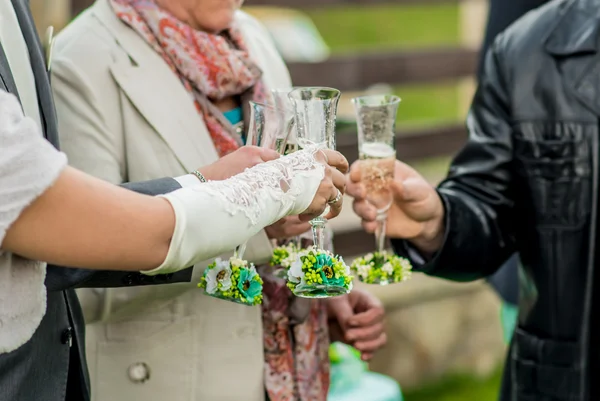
[394,0,600,399]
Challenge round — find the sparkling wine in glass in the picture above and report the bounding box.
[352,95,401,255]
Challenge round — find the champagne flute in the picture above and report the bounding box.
[288,87,339,249]
[351,94,404,285]
[287,87,351,298]
[271,88,302,272]
[200,101,294,306]
[235,101,295,260]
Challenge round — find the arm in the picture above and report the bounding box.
[50,41,273,287]
[45,178,188,291]
[392,40,516,281]
[1,88,336,274]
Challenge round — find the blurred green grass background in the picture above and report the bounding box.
[308,4,462,127]
[309,4,502,401]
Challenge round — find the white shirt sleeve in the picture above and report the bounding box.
[173,174,201,188]
[144,147,325,275]
[0,90,67,246]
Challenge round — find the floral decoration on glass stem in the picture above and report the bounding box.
[350,251,412,285]
[270,241,300,279]
[286,247,353,298]
[198,258,263,306]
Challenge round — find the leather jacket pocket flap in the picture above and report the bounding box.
[513,328,581,400]
[514,137,577,161]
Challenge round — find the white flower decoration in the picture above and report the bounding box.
[381,262,394,275]
[205,258,232,294]
[287,257,303,284]
[230,257,248,268]
[356,264,370,280]
[339,256,351,276]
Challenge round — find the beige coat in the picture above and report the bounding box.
[51,1,292,400]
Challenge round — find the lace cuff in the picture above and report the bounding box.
[144,148,325,275]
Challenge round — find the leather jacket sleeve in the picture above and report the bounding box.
[393,40,516,281]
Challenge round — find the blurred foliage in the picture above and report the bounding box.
[306,4,460,52]
[404,368,503,401]
[392,82,460,127]
[307,4,462,125]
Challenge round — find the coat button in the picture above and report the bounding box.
[127,362,151,383]
[61,327,73,347]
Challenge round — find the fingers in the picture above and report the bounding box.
[331,168,346,195]
[281,221,311,238]
[349,161,362,183]
[362,220,377,234]
[265,216,311,239]
[345,319,384,343]
[346,177,365,200]
[353,199,377,222]
[321,150,349,174]
[257,147,281,162]
[348,306,384,327]
[325,190,343,219]
[354,333,387,360]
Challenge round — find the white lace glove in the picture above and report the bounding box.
[143,147,325,275]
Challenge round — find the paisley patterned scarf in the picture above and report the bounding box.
[110,1,331,399]
[110,0,268,157]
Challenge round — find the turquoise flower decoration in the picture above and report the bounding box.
[237,268,262,303]
[316,253,345,287]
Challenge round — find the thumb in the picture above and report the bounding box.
[258,148,281,162]
[393,177,431,203]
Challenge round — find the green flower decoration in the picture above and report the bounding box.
[237,268,262,304]
[350,251,412,285]
[286,247,353,297]
[198,257,263,306]
[270,243,299,268]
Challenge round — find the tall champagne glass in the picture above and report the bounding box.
[350,95,405,285]
[288,87,340,249]
[272,88,302,250]
[234,101,294,260]
[353,95,400,253]
[286,87,352,298]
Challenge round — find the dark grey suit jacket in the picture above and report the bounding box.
[0,1,192,400]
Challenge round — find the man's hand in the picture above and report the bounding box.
[265,216,311,240]
[197,146,280,181]
[346,159,445,256]
[326,289,386,361]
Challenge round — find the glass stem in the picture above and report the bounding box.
[236,242,248,260]
[291,235,301,250]
[375,211,388,254]
[310,217,327,250]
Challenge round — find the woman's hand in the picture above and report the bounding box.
[196,146,280,181]
[300,149,349,221]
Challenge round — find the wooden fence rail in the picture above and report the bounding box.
[288,48,478,89]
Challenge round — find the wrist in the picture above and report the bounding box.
[411,203,445,258]
[190,170,207,183]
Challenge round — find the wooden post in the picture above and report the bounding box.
[457,0,487,118]
[71,0,95,18]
